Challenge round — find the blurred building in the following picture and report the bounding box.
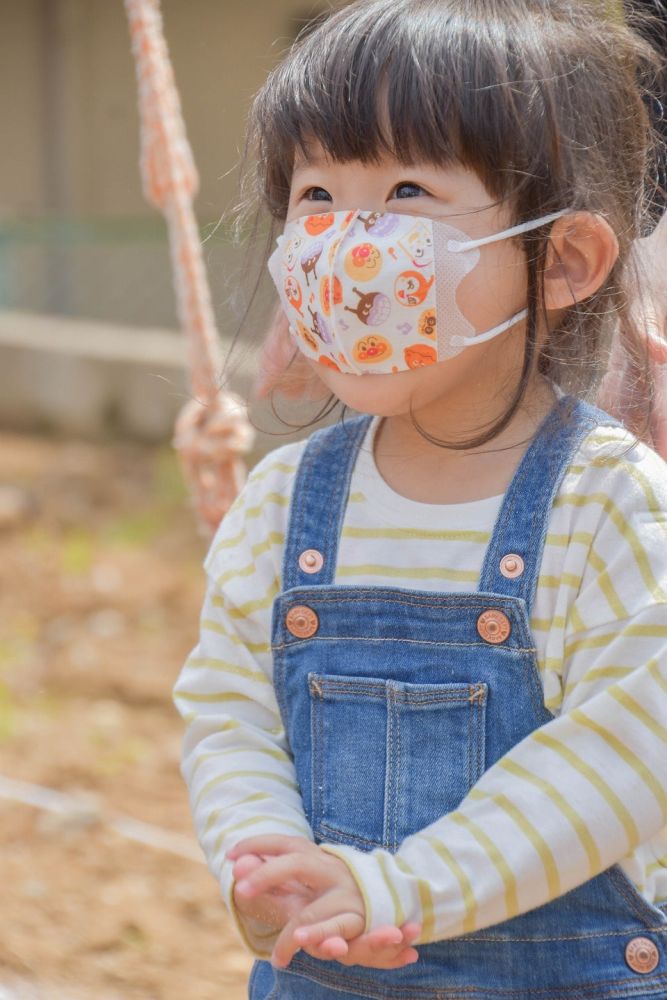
[0,0,346,441]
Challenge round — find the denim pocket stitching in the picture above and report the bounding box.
[389,682,400,853]
[309,679,319,827]
[467,686,474,790]
[478,691,487,783]
[318,820,383,849]
[310,677,324,837]
[310,673,488,851]
[274,637,537,654]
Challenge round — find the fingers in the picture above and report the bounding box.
[233,855,312,902]
[293,922,398,951]
[227,834,312,861]
[232,855,264,881]
[338,922,421,968]
[236,853,327,899]
[399,921,422,944]
[308,935,350,960]
[233,877,289,927]
[272,901,365,969]
[376,946,419,969]
[303,921,422,969]
[306,939,419,969]
[293,917,360,952]
[363,926,404,949]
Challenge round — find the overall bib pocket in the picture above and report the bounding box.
[308,671,487,852]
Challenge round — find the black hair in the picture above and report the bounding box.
[235,0,665,448]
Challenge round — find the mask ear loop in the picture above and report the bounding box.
[449,310,529,348]
[446,209,569,347]
[446,209,569,253]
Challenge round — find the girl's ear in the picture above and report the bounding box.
[543,212,619,311]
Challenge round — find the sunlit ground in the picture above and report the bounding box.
[1,431,254,999]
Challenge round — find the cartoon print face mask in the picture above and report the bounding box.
[267,208,567,375]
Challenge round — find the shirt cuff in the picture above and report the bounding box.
[319,843,409,934]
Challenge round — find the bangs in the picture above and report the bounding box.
[264,3,468,168]
[249,0,587,218]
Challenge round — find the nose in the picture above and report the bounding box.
[337,181,388,215]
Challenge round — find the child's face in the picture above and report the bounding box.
[285,144,532,418]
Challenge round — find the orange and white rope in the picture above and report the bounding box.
[125,0,254,535]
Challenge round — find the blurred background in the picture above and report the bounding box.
[0,2,344,998]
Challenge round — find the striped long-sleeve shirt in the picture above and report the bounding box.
[173,416,667,957]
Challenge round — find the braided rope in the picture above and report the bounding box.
[124,0,254,534]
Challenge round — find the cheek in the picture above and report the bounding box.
[455,244,528,331]
[305,356,476,416]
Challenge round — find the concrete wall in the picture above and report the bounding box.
[1,0,340,219]
[0,0,348,325]
[0,310,333,452]
[0,0,348,443]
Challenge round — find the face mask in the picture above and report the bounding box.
[267,207,567,375]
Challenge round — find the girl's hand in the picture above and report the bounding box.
[234,854,420,968]
[295,919,422,969]
[229,835,420,969]
[232,852,315,929]
[231,835,363,966]
[234,852,420,967]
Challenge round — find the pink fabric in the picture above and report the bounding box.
[253,308,329,402]
[596,222,667,459]
[597,313,667,458]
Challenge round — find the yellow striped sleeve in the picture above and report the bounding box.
[496,757,601,873]
[422,836,475,935]
[467,789,561,901]
[569,709,667,819]
[529,729,640,846]
[553,492,667,602]
[449,809,519,918]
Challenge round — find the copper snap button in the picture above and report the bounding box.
[477,609,512,645]
[500,553,525,579]
[286,606,319,639]
[298,549,324,574]
[625,937,659,974]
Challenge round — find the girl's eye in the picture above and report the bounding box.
[303,187,332,202]
[394,182,428,199]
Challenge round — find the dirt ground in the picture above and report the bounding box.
[0,430,259,1000]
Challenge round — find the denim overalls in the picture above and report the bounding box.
[249,396,667,1000]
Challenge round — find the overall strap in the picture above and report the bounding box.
[479,395,619,616]
[282,414,373,590]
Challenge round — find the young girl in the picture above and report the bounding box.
[173,1,667,996]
